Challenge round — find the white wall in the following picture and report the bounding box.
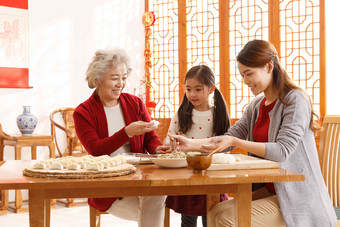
[0,0,145,161]
[325,1,340,114]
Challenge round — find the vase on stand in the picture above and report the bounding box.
[16,106,38,135]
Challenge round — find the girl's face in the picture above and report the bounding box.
[185,77,214,111]
[237,61,274,97]
[97,62,128,107]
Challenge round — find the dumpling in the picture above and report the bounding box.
[114,155,126,164]
[50,163,63,170]
[87,163,100,171]
[212,153,236,164]
[33,162,46,169]
[68,163,81,170]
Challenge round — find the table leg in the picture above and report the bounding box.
[164,207,170,227]
[0,139,4,161]
[8,189,28,213]
[234,183,252,227]
[31,146,37,160]
[45,199,51,227]
[15,145,22,160]
[15,189,23,210]
[51,199,56,209]
[0,190,9,215]
[49,144,56,158]
[206,193,220,227]
[29,189,46,227]
[13,146,24,212]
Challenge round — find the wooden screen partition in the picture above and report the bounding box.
[146,0,180,119]
[146,0,325,123]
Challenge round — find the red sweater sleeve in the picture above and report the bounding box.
[73,92,161,156]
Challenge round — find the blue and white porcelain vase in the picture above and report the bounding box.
[16,106,38,135]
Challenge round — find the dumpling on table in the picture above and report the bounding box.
[212,153,237,164]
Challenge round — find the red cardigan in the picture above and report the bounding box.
[73,91,162,211]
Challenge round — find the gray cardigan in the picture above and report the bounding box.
[227,89,337,227]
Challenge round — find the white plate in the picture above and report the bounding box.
[149,158,188,168]
[125,156,141,165]
[124,156,155,165]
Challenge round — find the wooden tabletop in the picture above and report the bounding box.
[0,160,304,227]
[0,160,303,190]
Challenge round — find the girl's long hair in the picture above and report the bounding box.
[178,65,230,136]
[237,39,320,133]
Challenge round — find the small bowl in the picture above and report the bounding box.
[186,154,212,172]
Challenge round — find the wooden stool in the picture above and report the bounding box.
[0,134,56,213]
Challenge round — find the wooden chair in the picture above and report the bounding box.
[153,118,171,142]
[318,115,340,226]
[50,108,87,207]
[50,108,86,157]
[0,124,11,215]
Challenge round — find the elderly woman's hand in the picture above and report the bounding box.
[124,121,158,137]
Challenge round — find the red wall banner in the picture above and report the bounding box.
[0,0,30,88]
[0,0,28,10]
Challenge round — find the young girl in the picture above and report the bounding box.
[170,40,337,227]
[165,65,231,227]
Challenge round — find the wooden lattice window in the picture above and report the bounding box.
[146,0,325,121]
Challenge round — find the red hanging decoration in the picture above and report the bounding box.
[143,11,156,116]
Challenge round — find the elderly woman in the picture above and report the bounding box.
[73,49,169,227]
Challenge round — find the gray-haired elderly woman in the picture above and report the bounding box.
[73,49,170,226]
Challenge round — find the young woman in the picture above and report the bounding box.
[170,40,337,227]
[165,65,230,227]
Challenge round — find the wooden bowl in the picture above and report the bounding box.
[186,154,212,172]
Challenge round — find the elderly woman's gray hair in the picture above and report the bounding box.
[86,49,132,89]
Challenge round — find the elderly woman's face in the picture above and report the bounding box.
[97,62,128,107]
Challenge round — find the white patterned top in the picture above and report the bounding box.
[166,107,214,141]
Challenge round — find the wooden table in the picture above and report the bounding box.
[0,134,55,213]
[0,160,304,227]
[0,134,56,161]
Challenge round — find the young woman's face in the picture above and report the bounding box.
[237,61,273,96]
[185,77,213,111]
[97,62,128,107]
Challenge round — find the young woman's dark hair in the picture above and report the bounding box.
[237,39,320,133]
[177,65,230,136]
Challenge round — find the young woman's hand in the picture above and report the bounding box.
[125,121,158,137]
[201,135,234,153]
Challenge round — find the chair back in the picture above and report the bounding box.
[50,108,85,157]
[318,115,340,207]
[153,118,171,142]
[0,124,12,141]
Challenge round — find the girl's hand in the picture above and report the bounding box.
[125,121,158,137]
[201,135,234,153]
[155,145,171,154]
